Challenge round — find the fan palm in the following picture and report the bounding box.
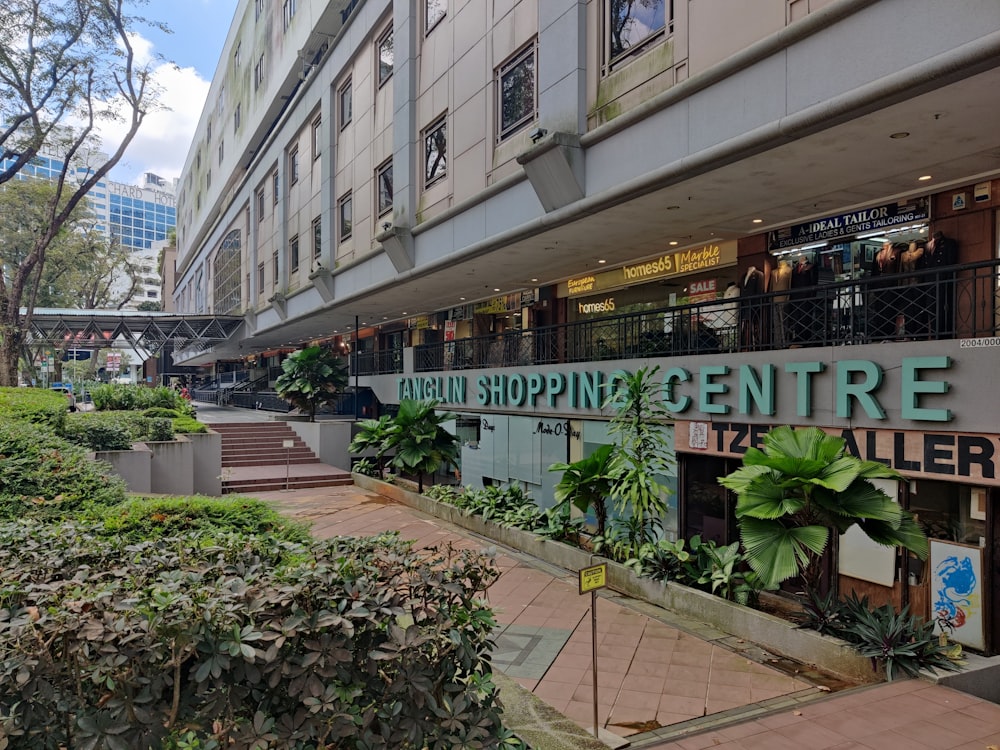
[386,399,459,492]
[274,346,349,422]
[719,426,927,591]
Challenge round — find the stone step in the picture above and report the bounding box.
[222,455,320,467]
[223,474,353,494]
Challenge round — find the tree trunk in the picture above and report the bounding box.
[0,315,25,387]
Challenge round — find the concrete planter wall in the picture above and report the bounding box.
[148,436,194,496]
[354,473,877,684]
[284,419,353,468]
[187,430,222,496]
[93,444,152,494]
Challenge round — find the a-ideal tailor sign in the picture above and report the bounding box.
[678,421,1000,486]
[767,197,929,251]
[397,356,955,423]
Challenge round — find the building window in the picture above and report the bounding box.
[289,234,300,272]
[312,116,322,159]
[206,120,212,142]
[234,102,241,132]
[423,116,447,187]
[312,216,322,258]
[605,0,670,70]
[218,140,224,164]
[289,147,299,184]
[257,262,265,292]
[376,159,393,216]
[425,0,445,33]
[255,0,265,22]
[338,192,353,241]
[497,42,536,141]
[282,0,296,30]
[377,29,393,86]
[338,79,352,129]
[272,170,279,203]
[206,170,212,189]
[214,229,242,314]
[233,42,241,69]
[272,250,279,285]
[254,53,265,90]
[256,188,265,220]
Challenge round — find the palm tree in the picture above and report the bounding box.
[549,443,615,536]
[386,399,459,493]
[719,426,928,592]
[274,346,349,422]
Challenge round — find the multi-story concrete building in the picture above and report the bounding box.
[1,145,177,308]
[173,0,1000,654]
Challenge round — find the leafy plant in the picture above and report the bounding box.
[425,484,461,503]
[352,456,380,477]
[274,345,349,421]
[549,443,615,536]
[798,586,849,636]
[349,415,394,475]
[719,426,928,591]
[386,399,459,493]
[533,504,586,545]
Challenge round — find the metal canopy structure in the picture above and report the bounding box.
[23,308,244,361]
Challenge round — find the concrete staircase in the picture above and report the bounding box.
[208,421,353,494]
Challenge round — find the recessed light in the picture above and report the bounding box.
[752,218,763,224]
[493,288,500,292]
[889,131,910,139]
[669,241,679,246]
[918,175,932,181]
[597,259,606,264]
[402,312,407,315]
[530,278,538,282]
[460,297,466,301]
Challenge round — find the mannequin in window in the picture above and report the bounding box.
[739,265,766,349]
[925,231,958,338]
[771,259,792,346]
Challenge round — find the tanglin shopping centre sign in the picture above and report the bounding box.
[396,356,953,424]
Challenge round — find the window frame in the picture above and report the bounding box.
[376,159,393,216]
[338,191,353,242]
[254,53,265,90]
[289,147,299,184]
[272,171,279,204]
[377,28,394,87]
[603,0,672,73]
[257,262,265,292]
[312,216,322,259]
[234,102,241,133]
[272,250,279,286]
[422,115,447,188]
[338,78,352,130]
[425,0,446,34]
[256,188,265,221]
[496,41,537,142]
[289,234,300,272]
[282,0,296,30]
[311,116,322,160]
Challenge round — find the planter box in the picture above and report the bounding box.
[148,436,194,496]
[354,474,877,684]
[94,444,152,493]
[187,430,222,496]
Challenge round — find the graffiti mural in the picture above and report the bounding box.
[929,540,984,650]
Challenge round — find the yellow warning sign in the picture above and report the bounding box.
[579,563,607,594]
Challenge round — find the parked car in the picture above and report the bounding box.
[50,386,77,411]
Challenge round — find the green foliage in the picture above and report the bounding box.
[274,346,349,421]
[386,400,460,493]
[0,420,128,519]
[437,484,539,529]
[143,406,182,418]
[349,416,394,474]
[0,523,511,749]
[352,457,381,477]
[593,513,663,563]
[172,416,207,434]
[89,496,312,544]
[147,417,175,442]
[90,383,190,413]
[61,410,179,448]
[720,426,928,590]
[424,484,461,503]
[0,387,68,431]
[549,443,615,536]
[533,503,586,545]
[799,591,962,681]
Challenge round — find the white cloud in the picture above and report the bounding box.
[96,38,210,186]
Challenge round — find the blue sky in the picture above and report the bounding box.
[107,0,235,185]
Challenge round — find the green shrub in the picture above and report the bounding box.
[61,412,134,450]
[143,406,181,418]
[0,421,128,519]
[172,416,206,434]
[147,417,175,442]
[0,522,517,749]
[0,387,67,431]
[91,496,311,544]
[90,383,188,412]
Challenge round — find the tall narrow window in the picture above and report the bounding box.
[605,0,669,70]
[338,79,352,129]
[256,188,265,220]
[312,116,322,159]
[234,102,241,132]
[312,216,322,259]
[377,29,394,86]
[376,159,393,216]
[257,262,265,292]
[423,116,447,187]
[425,0,445,33]
[289,234,300,272]
[272,171,279,204]
[289,147,299,184]
[272,250,279,285]
[254,53,265,90]
[255,0,265,22]
[282,0,296,30]
[218,140,224,164]
[497,42,536,141]
[338,192,353,241]
[233,42,241,69]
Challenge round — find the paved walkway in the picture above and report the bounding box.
[198,403,1000,748]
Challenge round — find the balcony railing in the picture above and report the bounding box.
[351,259,1000,376]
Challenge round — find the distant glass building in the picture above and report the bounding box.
[1,146,176,308]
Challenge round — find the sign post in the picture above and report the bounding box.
[579,562,607,738]
[282,439,294,490]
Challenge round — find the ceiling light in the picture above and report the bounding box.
[459,297,466,301]
[493,288,500,292]
[597,259,606,264]
[752,218,763,224]
[669,241,678,246]
[889,131,910,139]
[918,175,932,181]
[401,312,407,315]
[530,278,538,282]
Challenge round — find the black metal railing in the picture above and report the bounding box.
[364,259,999,375]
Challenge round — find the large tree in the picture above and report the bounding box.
[0,0,164,386]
